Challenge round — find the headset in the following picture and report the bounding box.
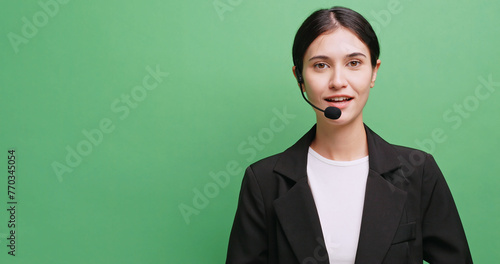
[294,66,341,120]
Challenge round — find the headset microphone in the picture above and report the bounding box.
[294,67,342,120]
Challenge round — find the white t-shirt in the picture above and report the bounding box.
[307,147,369,264]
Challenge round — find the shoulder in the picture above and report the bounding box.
[244,152,284,181]
[391,144,430,162]
[246,126,314,180]
[365,126,446,193]
[365,125,439,174]
[391,144,442,175]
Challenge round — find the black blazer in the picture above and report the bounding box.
[226,125,472,264]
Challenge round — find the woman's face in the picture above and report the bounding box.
[296,28,380,126]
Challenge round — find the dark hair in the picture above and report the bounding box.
[292,6,380,73]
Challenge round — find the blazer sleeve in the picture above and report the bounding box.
[420,154,473,263]
[226,166,268,264]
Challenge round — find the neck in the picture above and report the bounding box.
[311,118,368,161]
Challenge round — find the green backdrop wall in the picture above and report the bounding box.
[1,0,499,263]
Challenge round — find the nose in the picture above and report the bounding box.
[329,68,348,90]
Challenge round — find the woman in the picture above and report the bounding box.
[226,6,472,264]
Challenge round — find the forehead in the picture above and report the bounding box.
[304,28,370,59]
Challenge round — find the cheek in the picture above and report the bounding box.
[351,75,374,95]
[304,75,328,94]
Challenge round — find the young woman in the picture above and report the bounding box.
[226,6,472,264]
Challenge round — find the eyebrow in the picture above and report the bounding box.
[346,52,367,58]
[308,52,367,61]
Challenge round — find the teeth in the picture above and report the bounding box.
[326,97,350,102]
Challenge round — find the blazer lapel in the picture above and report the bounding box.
[273,126,329,263]
[354,169,407,263]
[274,177,329,264]
[271,125,408,263]
[355,125,408,263]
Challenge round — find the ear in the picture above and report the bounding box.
[292,66,305,92]
[370,59,381,88]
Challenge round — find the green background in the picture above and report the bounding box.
[1,0,499,263]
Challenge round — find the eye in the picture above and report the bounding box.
[314,63,329,69]
[347,60,361,67]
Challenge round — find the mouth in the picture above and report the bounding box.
[325,96,353,102]
[324,96,353,109]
